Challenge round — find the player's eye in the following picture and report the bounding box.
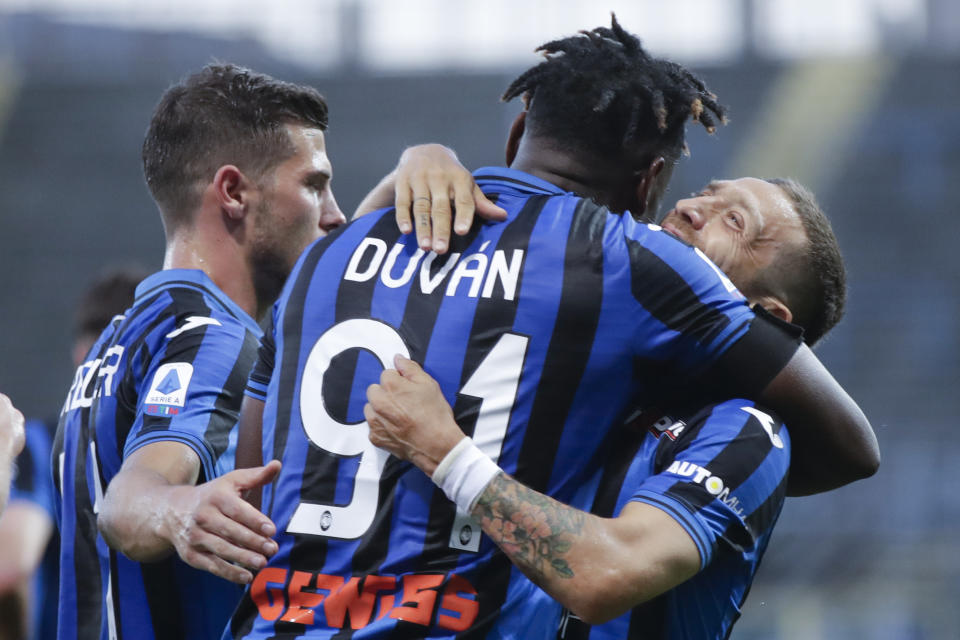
[726,211,744,230]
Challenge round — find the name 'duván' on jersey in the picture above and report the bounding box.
[343,238,525,301]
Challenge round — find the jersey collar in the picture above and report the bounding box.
[472,167,571,196]
[134,269,261,335]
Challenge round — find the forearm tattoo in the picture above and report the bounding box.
[473,472,585,581]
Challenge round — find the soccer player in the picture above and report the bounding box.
[52,64,345,640]
[365,177,846,639]
[226,17,875,639]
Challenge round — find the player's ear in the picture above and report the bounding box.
[505,111,526,167]
[213,165,253,221]
[632,156,667,221]
[754,295,793,324]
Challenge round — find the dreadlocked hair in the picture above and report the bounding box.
[502,14,726,168]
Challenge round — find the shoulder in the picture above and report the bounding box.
[680,400,789,452]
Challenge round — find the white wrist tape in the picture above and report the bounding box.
[431,437,501,513]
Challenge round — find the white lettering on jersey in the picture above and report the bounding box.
[741,406,784,449]
[166,316,222,339]
[666,460,743,516]
[62,345,127,413]
[344,237,388,282]
[342,239,526,301]
[143,363,194,415]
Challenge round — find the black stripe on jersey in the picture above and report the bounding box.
[665,409,777,552]
[472,197,607,640]
[134,280,244,322]
[705,306,803,400]
[624,236,734,366]
[251,223,352,639]
[267,222,351,518]
[138,288,213,436]
[110,290,185,455]
[417,195,542,568]
[107,549,124,640]
[326,215,413,633]
[586,421,648,519]
[741,463,788,543]
[626,590,669,639]
[141,557,185,638]
[201,328,260,474]
[71,413,104,639]
[514,197,607,491]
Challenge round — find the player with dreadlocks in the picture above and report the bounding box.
[226,16,876,639]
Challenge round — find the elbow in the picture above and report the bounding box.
[569,603,620,627]
[96,505,128,556]
[854,444,881,481]
[562,575,638,625]
[97,501,166,563]
[845,418,881,482]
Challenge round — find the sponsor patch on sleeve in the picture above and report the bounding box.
[144,362,194,416]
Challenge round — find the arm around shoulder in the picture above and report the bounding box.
[760,345,879,496]
[471,475,701,624]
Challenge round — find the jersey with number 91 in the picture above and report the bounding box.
[227,168,800,639]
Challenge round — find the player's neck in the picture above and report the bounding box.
[510,142,623,207]
[163,227,259,320]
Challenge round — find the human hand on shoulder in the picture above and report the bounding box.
[394,144,506,254]
[365,355,465,476]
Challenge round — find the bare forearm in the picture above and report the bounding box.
[98,467,184,561]
[473,472,585,583]
[354,169,398,219]
[761,347,879,496]
[470,473,683,624]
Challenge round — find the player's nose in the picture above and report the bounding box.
[673,199,706,230]
[320,194,346,233]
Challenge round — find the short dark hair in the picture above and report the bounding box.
[74,266,148,341]
[758,178,846,346]
[142,63,329,229]
[502,14,726,170]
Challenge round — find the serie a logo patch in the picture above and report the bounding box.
[144,362,194,416]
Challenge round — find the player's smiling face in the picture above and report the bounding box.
[659,178,804,293]
[252,124,345,272]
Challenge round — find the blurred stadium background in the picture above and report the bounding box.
[0,1,957,638]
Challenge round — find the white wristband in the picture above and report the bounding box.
[431,437,501,513]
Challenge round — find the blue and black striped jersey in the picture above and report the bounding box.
[52,269,261,640]
[557,400,791,640]
[10,419,58,640]
[228,167,800,639]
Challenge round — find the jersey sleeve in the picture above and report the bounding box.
[123,315,258,482]
[629,400,791,569]
[9,420,56,519]
[245,312,276,402]
[623,222,801,398]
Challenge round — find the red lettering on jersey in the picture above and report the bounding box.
[389,573,445,626]
[254,570,479,632]
[376,594,395,621]
[251,567,288,621]
[280,571,327,625]
[437,574,479,632]
[323,575,396,629]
